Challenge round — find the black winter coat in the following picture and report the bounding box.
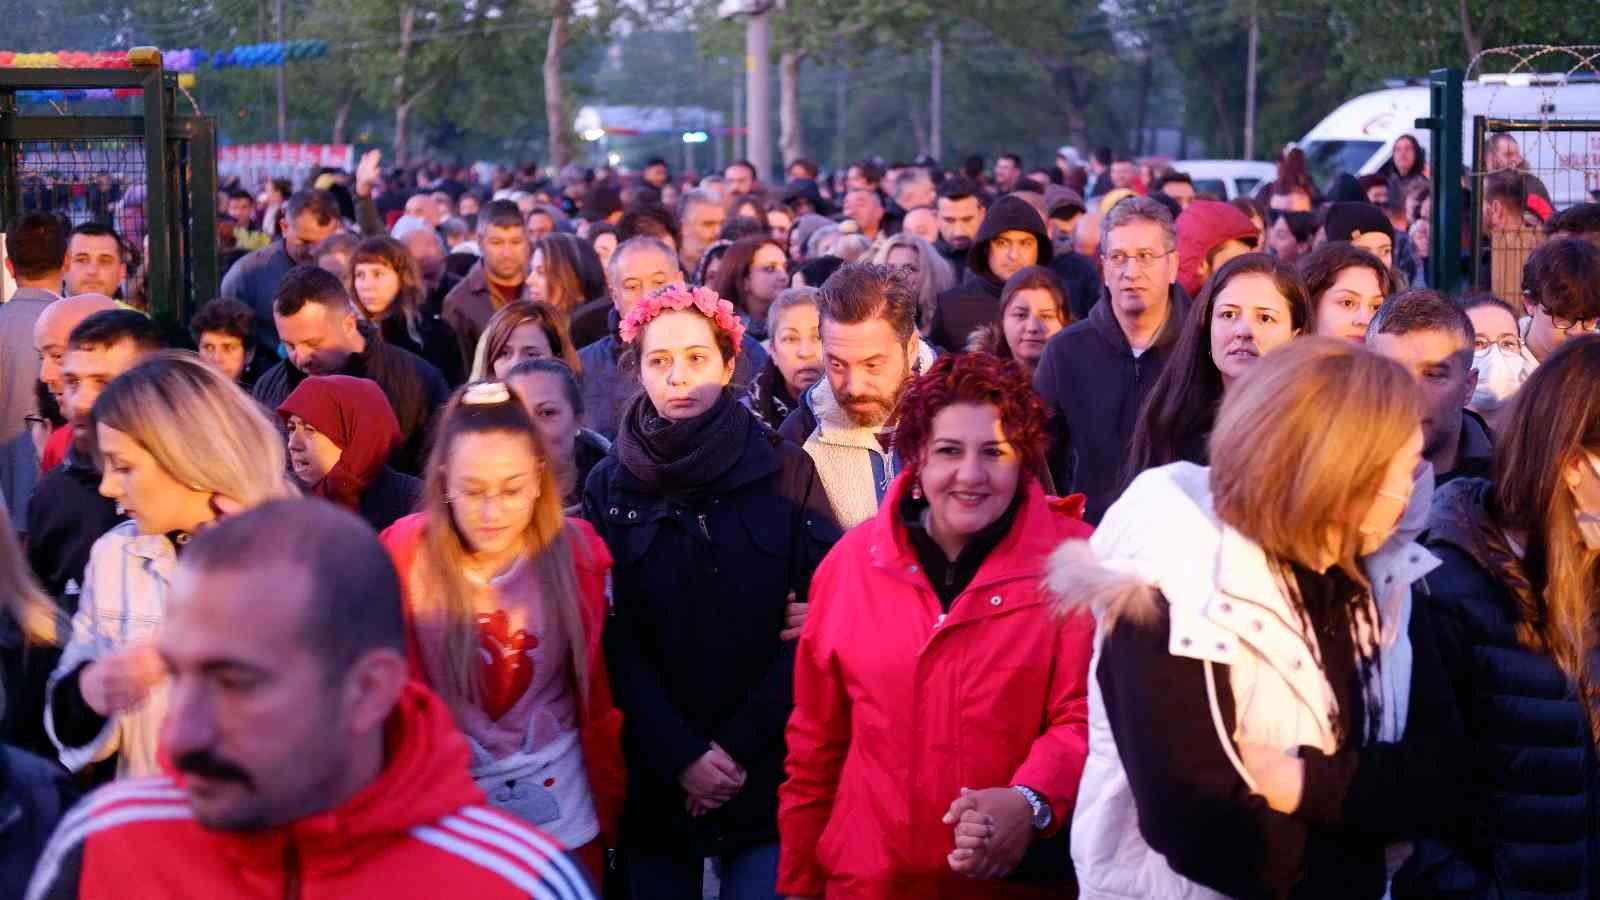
[0,610,59,760]
[0,745,76,895]
[24,448,123,610]
[253,321,449,476]
[1051,250,1103,322]
[379,313,466,388]
[584,412,839,856]
[1396,478,1600,899]
[357,467,423,532]
[1033,282,1192,524]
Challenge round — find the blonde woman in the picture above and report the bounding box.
[872,233,956,337]
[380,382,624,885]
[1055,338,1464,899]
[46,352,297,778]
[1,499,63,759]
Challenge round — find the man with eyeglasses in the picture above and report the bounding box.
[1034,196,1191,524]
[1367,289,1492,486]
[1519,237,1600,370]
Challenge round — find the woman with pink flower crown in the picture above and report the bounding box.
[583,283,840,899]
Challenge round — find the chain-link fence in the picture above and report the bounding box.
[1463,46,1600,308]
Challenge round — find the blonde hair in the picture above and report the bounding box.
[871,234,956,336]
[92,351,298,508]
[0,501,60,646]
[1209,337,1420,583]
[410,387,590,714]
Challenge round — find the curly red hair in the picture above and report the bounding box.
[889,352,1050,485]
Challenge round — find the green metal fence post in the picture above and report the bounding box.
[185,116,219,315]
[141,61,174,326]
[0,91,17,227]
[1417,67,1463,294]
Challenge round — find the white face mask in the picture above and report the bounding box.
[1359,486,1415,555]
[1471,347,1530,411]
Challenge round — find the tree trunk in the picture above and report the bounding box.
[909,106,928,159]
[393,4,415,167]
[331,88,356,145]
[544,2,574,171]
[779,50,805,169]
[1457,0,1482,60]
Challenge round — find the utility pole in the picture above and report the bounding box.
[745,4,772,180]
[929,38,943,162]
[1243,5,1259,160]
[274,0,287,142]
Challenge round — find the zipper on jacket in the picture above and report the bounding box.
[282,843,302,900]
[697,513,712,541]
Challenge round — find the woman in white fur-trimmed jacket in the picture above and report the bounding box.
[1050,339,1466,900]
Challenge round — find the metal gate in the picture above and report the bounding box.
[0,49,218,328]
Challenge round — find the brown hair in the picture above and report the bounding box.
[1126,253,1310,485]
[410,387,590,714]
[712,235,787,315]
[1491,335,1600,685]
[1297,242,1398,305]
[470,300,581,381]
[531,233,607,313]
[816,262,919,343]
[0,500,59,647]
[347,235,427,345]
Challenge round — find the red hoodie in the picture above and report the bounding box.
[24,681,596,899]
[1176,200,1261,298]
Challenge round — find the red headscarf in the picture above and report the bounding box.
[277,375,402,511]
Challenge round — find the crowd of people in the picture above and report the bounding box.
[2,136,1600,900]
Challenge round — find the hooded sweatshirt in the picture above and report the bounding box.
[25,680,597,900]
[1175,201,1260,298]
[928,196,1055,352]
[278,375,422,532]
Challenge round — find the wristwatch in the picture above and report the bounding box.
[1011,784,1053,830]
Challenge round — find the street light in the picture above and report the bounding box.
[681,131,709,143]
[582,127,606,142]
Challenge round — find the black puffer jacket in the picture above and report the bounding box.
[1396,478,1600,899]
[584,405,839,856]
[928,196,1055,352]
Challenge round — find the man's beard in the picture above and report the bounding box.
[836,362,911,428]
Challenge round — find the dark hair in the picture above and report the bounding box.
[719,216,770,243]
[988,266,1070,361]
[1151,171,1194,194]
[506,357,584,417]
[6,212,67,280]
[1092,146,1113,167]
[998,153,1023,169]
[1486,170,1526,212]
[1458,292,1518,320]
[1522,237,1600,320]
[67,221,126,258]
[226,187,254,203]
[1368,288,1475,360]
[937,176,984,205]
[1546,202,1600,239]
[796,255,845,288]
[890,352,1049,486]
[273,264,352,317]
[532,233,607,312]
[1272,147,1316,195]
[183,499,405,676]
[1388,134,1427,179]
[587,222,620,247]
[1274,210,1319,243]
[618,202,680,248]
[189,297,257,348]
[283,190,341,227]
[314,232,361,261]
[850,159,884,185]
[725,192,769,226]
[726,159,757,179]
[269,178,293,200]
[788,157,819,178]
[643,157,669,170]
[817,262,919,343]
[713,236,787,314]
[1297,243,1397,304]
[67,308,165,354]
[1230,195,1266,226]
[1124,253,1311,486]
[478,199,525,233]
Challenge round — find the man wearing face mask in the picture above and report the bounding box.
[1367,290,1493,486]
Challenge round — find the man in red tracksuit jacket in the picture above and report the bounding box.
[25,499,596,900]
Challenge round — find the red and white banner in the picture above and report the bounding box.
[218,142,354,186]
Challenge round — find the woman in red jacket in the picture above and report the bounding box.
[381,382,624,885]
[779,353,1096,899]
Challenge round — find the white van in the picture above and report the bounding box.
[1297,75,1600,209]
[1169,159,1279,200]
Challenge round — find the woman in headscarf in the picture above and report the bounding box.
[279,374,422,532]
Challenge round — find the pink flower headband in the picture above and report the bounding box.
[619,284,746,354]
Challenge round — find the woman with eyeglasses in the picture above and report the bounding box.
[380,381,625,886]
[1460,295,1531,438]
[584,283,838,899]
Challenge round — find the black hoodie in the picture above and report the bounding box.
[927,196,1055,352]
